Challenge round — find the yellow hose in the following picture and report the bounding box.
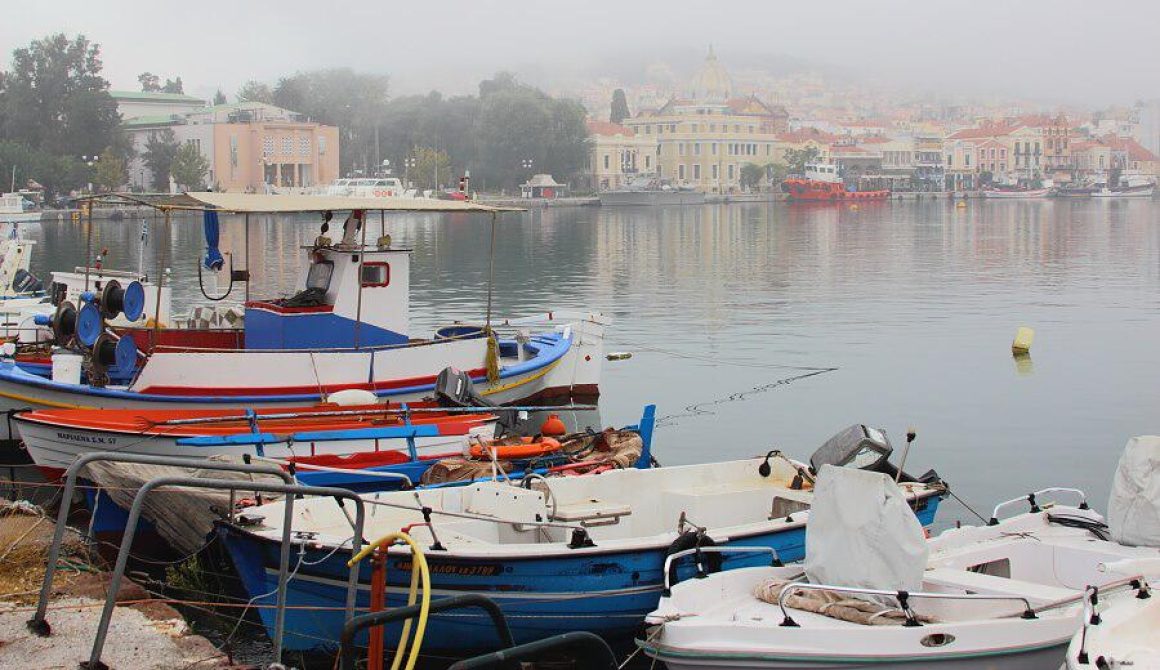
[348,531,431,670]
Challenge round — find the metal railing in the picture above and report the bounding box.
[82,476,366,667]
[775,582,1038,628]
[29,451,293,635]
[988,487,1088,525]
[663,546,782,595]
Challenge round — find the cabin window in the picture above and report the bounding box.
[306,261,334,291]
[361,262,390,288]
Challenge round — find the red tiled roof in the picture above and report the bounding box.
[586,120,634,137]
[947,124,1016,140]
[860,136,891,144]
[776,128,839,144]
[1100,135,1160,162]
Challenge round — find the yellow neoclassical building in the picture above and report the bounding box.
[622,48,789,193]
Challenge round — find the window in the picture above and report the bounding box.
[733,124,740,133]
[1000,149,1006,159]
[990,149,996,159]
[603,154,610,170]
[262,136,275,158]
[694,143,701,156]
[361,262,390,288]
[669,124,676,132]
[678,164,686,180]
[765,144,771,156]
[946,154,953,166]
[282,137,293,156]
[306,261,334,291]
[299,137,311,156]
[965,154,971,167]
[727,164,735,180]
[691,124,698,133]
[656,125,662,135]
[679,143,685,156]
[645,155,651,169]
[712,143,717,155]
[645,126,651,135]
[693,164,701,179]
[712,164,719,179]
[710,123,716,132]
[319,136,327,155]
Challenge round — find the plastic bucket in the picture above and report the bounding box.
[51,351,83,385]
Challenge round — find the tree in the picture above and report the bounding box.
[610,89,630,124]
[138,72,160,92]
[273,68,389,175]
[237,80,273,103]
[406,146,452,190]
[474,73,588,190]
[0,34,122,159]
[92,146,125,191]
[212,89,227,105]
[171,142,209,190]
[740,163,766,190]
[161,77,183,94]
[783,146,820,173]
[0,140,85,200]
[142,129,179,191]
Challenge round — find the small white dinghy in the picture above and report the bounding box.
[1067,436,1160,670]
[642,465,1160,670]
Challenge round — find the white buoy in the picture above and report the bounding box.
[51,351,83,385]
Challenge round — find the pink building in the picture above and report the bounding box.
[121,96,339,192]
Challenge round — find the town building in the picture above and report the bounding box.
[114,92,340,192]
[622,48,789,193]
[585,120,657,190]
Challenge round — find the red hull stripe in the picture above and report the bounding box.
[135,367,488,397]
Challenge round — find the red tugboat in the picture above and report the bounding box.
[782,162,890,202]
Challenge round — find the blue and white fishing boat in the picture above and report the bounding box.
[0,193,608,439]
[216,425,946,654]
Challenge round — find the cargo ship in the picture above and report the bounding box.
[782,163,890,202]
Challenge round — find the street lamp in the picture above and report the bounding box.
[404,156,417,188]
[81,154,99,193]
[521,158,534,172]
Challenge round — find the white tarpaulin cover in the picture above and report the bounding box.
[804,465,929,593]
[1107,436,1160,547]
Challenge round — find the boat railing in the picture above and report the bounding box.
[448,631,618,670]
[775,581,1039,628]
[662,546,783,595]
[987,487,1089,525]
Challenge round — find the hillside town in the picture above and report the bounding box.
[583,48,1160,196]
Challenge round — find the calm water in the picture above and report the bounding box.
[25,199,1160,528]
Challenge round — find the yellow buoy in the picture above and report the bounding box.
[955,200,967,209]
[1012,326,1034,355]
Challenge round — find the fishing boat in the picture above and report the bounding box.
[215,424,946,653]
[13,395,497,479]
[598,177,706,206]
[982,185,1050,199]
[1091,171,1156,198]
[0,193,608,439]
[640,445,1160,670]
[782,163,889,202]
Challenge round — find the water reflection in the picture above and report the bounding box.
[23,199,1160,528]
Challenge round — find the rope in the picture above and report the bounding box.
[656,368,837,427]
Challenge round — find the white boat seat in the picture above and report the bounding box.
[550,498,632,526]
[923,567,1077,604]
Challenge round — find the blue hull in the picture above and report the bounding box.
[218,494,942,654]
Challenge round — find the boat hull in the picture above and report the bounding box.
[0,313,606,440]
[215,493,942,653]
[982,188,1050,199]
[14,412,488,477]
[644,641,1065,669]
[1091,185,1155,198]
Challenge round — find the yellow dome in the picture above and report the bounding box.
[689,46,733,102]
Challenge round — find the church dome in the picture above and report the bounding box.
[689,46,733,102]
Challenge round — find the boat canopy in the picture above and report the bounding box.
[74,191,522,214]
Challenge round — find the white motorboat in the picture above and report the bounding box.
[0,192,41,225]
[642,466,1160,670]
[1066,435,1160,669]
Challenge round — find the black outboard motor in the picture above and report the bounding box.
[809,424,939,484]
[11,269,42,294]
[433,367,519,436]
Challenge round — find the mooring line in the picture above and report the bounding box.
[656,367,838,427]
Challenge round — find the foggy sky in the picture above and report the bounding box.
[4,0,1158,108]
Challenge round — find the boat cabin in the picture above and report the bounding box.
[803,163,842,184]
[244,243,410,350]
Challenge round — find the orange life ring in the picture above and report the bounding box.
[470,436,563,460]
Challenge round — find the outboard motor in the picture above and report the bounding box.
[810,424,893,474]
[433,366,520,436]
[809,424,939,484]
[11,268,42,294]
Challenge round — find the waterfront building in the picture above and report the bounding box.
[1133,100,1160,157]
[116,93,340,192]
[110,89,207,121]
[622,48,789,193]
[585,120,657,190]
